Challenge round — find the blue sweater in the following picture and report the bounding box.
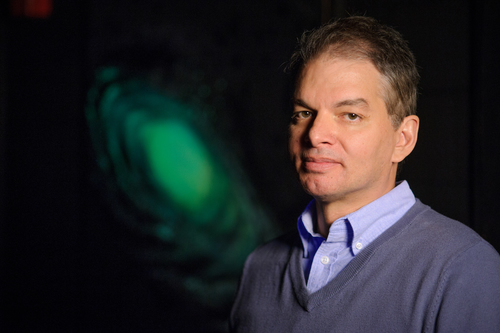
[230,201,500,332]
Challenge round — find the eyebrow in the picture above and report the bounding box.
[334,98,369,108]
[293,99,314,111]
[293,98,369,110]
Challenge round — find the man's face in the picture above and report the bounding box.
[289,55,402,208]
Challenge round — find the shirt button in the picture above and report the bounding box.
[356,242,363,250]
[320,256,329,264]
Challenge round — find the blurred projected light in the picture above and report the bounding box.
[10,0,53,18]
[86,67,274,313]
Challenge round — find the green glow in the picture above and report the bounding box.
[140,119,218,214]
[86,68,277,313]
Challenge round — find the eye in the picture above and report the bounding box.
[291,111,313,121]
[345,113,360,121]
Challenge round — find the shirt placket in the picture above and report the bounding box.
[307,241,339,293]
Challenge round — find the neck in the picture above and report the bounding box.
[315,199,360,238]
[315,182,397,238]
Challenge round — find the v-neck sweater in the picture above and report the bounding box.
[229,200,500,332]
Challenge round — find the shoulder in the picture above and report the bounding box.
[233,231,302,303]
[407,204,500,332]
[245,230,302,267]
[398,200,497,258]
[378,200,500,282]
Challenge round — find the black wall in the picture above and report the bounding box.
[2,0,499,331]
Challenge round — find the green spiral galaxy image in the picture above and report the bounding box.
[86,66,276,331]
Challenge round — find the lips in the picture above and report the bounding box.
[302,156,341,172]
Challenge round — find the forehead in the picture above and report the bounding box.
[296,56,384,99]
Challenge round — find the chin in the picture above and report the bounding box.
[301,178,340,200]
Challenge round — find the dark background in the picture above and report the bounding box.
[1,0,499,331]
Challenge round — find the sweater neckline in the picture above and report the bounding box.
[288,200,429,312]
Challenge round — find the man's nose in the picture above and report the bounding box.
[306,111,336,147]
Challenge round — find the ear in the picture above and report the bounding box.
[392,115,419,163]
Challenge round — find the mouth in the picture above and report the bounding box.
[301,156,341,172]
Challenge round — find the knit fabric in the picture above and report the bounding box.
[229,200,500,333]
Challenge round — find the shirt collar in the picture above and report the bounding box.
[297,180,416,257]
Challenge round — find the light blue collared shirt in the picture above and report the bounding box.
[297,181,416,293]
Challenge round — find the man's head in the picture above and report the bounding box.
[288,16,419,216]
[287,16,419,128]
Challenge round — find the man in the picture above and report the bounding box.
[230,16,500,332]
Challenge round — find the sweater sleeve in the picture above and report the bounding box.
[429,240,500,333]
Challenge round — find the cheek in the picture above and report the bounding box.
[288,136,305,171]
[288,137,295,156]
[288,129,302,153]
[342,134,372,158]
[365,132,397,166]
[344,131,390,163]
